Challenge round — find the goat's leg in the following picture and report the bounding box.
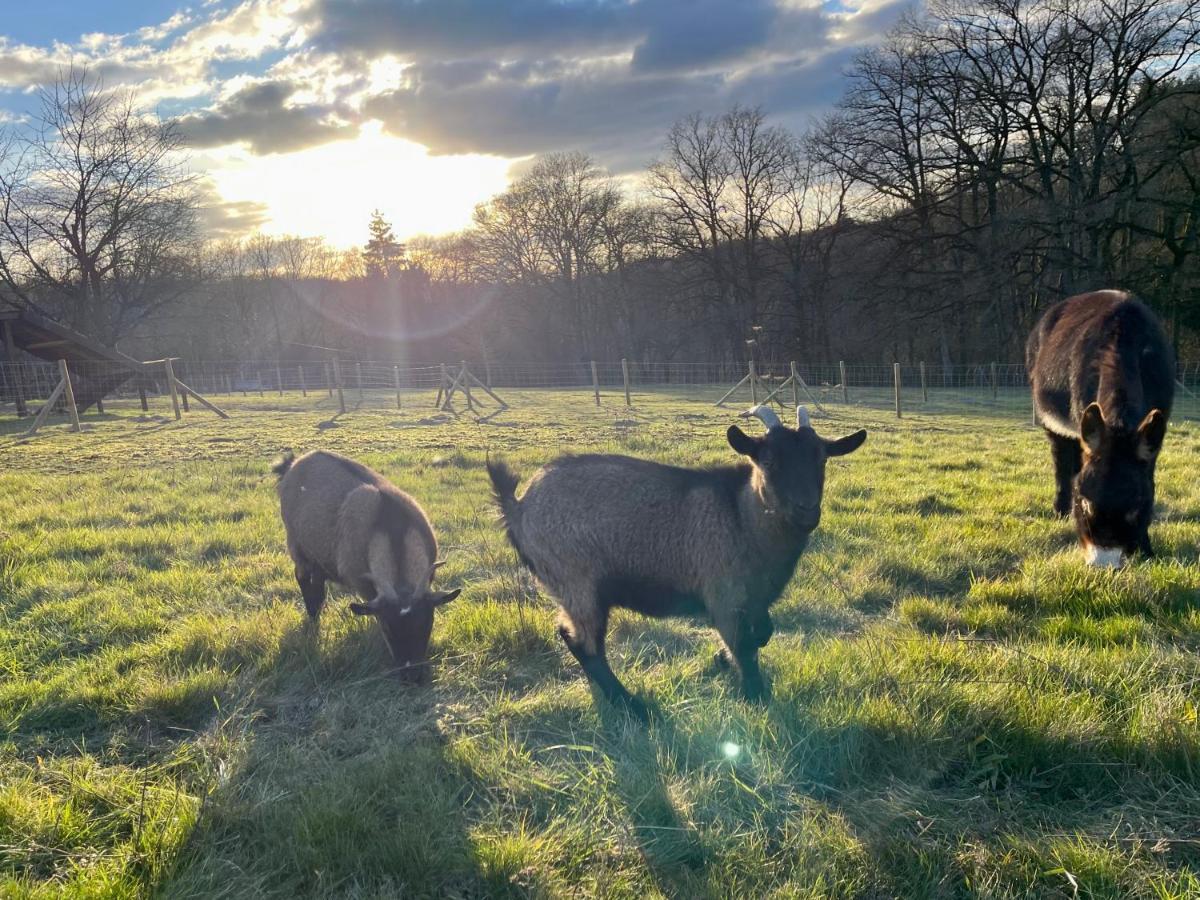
[295,561,327,619]
[556,601,645,718]
[712,602,768,702]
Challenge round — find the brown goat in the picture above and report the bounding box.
[273,450,460,680]
[488,405,866,716]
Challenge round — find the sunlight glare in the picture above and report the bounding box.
[203,120,514,246]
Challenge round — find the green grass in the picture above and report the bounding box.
[1,389,1198,898]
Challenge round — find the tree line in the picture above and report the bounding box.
[2,0,1198,368]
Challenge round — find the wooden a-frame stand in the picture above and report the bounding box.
[23,359,81,437]
[143,358,230,421]
[715,360,828,417]
[435,361,508,414]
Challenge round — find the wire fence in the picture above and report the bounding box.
[1,357,1198,422]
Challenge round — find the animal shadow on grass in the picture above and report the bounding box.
[165,623,535,899]
[765,670,1200,896]
[594,705,709,893]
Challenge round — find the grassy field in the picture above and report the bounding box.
[1,389,1198,899]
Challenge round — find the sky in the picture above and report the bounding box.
[0,0,910,248]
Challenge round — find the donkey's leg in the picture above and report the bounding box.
[1048,432,1082,518]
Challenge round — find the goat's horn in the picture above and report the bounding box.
[740,404,783,430]
[795,405,811,429]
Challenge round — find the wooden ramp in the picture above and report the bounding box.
[0,307,147,414]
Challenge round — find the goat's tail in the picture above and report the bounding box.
[486,455,531,567]
[271,450,296,479]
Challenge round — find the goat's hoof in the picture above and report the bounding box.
[740,683,770,704]
[712,648,733,671]
[609,692,650,723]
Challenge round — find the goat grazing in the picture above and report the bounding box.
[487,406,866,714]
[1027,290,1174,567]
[273,450,461,680]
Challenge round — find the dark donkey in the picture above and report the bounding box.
[1027,290,1174,567]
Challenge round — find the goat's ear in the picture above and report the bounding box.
[1136,409,1167,462]
[349,602,375,616]
[429,587,461,608]
[727,425,761,459]
[1080,403,1106,456]
[825,429,867,457]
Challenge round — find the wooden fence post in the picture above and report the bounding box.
[394,366,403,409]
[2,320,27,416]
[461,361,475,411]
[790,361,800,408]
[920,361,928,403]
[839,360,848,404]
[622,358,631,406]
[356,362,364,400]
[139,387,149,411]
[435,363,447,407]
[298,366,307,397]
[485,358,493,389]
[893,362,902,419]
[178,362,190,412]
[95,396,104,415]
[324,363,333,397]
[164,359,182,420]
[749,360,758,405]
[591,360,600,406]
[332,358,346,414]
[58,359,80,432]
[991,362,998,400]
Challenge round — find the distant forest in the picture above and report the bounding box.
[2,0,1198,368]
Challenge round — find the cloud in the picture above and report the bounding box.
[363,61,722,168]
[630,0,781,73]
[179,78,357,154]
[303,0,893,169]
[303,0,636,63]
[195,180,272,238]
[0,39,63,89]
[0,0,909,241]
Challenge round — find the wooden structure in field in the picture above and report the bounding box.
[0,306,147,415]
[716,360,829,417]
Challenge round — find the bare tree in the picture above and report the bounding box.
[473,151,628,356]
[648,106,794,359]
[0,68,199,344]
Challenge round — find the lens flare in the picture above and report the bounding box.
[721,741,740,759]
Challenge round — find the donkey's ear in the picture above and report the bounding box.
[1079,403,1106,456]
[1136,409,1167,462]
[727,425,761,459]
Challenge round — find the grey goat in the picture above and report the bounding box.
[273,450,460,680]
[487,405,866,714]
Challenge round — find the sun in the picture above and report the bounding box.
[202,120,516,247]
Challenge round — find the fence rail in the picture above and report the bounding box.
[1,357,1198,421]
